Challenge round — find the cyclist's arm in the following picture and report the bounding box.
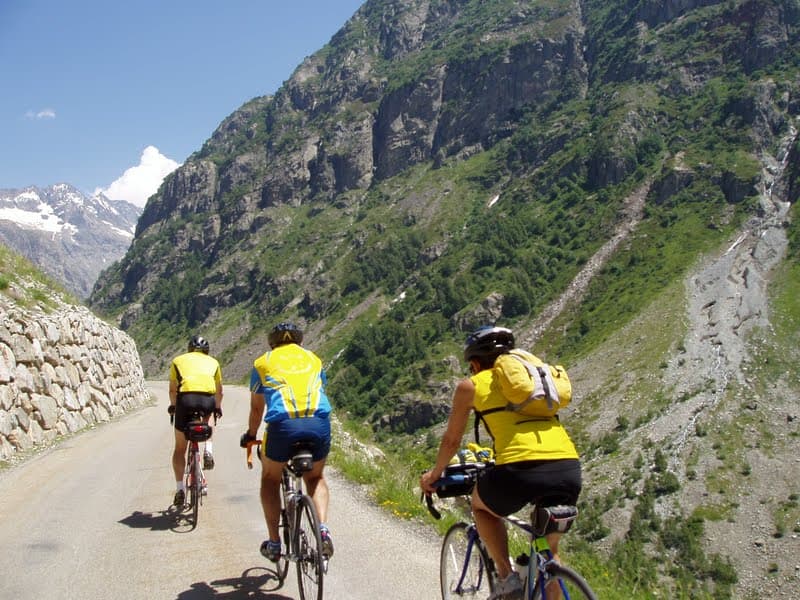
[247,391,265,438]
[215,382,223,409]
[421,377,475,492]
[214,363,223,409]
[168,378,178,407]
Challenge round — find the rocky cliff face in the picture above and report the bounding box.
[91,0,798,364]
[92,0,590,317]
[0,277,150,462]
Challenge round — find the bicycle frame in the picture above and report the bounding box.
[506,513,559,597]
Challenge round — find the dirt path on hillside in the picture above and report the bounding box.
[517,180,650,349]
[651,127,797,597]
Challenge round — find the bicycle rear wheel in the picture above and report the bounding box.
[532,563,597,600]
[187,446,201,528]
[294,494,324,600]
[440,522,494,599]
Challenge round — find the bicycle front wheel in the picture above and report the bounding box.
[532,562,597,600]
[273,506,290,581]
[440,522,494,599]
[294,495,324,600]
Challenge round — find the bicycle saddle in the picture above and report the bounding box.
[288,441,315,474]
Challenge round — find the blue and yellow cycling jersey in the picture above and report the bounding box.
[250,343,332,422]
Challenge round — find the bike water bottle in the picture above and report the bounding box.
[515,553,530,592]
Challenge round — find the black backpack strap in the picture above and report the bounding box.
[473,408,502,445]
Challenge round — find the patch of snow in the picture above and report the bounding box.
[0,203,67,233]
[103,222,135,238]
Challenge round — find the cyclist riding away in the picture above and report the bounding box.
[420,326,582,600]
[168,335,223,507]
[240,322,334,563]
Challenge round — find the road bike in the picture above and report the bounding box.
[426,462,597,600]
[171,410,213,529]
[247,439,326,600]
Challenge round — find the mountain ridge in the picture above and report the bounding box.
[0,184,140,299]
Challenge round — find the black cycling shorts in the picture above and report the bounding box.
[476,458,582,517]
[175,392,216,432]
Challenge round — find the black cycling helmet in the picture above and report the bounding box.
[463,326,514,362]
[268,322,304,348]
[188,335,210,354]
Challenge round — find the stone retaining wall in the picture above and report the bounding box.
[0,296,150,461]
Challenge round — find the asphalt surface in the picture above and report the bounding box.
[0,382,442,599]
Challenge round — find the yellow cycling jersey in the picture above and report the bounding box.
[170,351,222,395]
[471,368,579,465]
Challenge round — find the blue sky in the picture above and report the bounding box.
[0,0,365,206]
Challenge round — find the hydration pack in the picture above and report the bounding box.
[493,349,572,418]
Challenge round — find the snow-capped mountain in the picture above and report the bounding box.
[0,184,141,299]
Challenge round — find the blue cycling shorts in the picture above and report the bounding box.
[264,416,331,462]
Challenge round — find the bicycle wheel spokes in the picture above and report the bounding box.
[294,495,324,600]
[535,563,597,600]
[440,522,493,599]
[274,507,290,581]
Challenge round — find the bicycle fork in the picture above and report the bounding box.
[458,525,487,594]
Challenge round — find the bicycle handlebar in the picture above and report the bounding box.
[422,462,493,520]
[422,472,476,521]
[423,492,442,520]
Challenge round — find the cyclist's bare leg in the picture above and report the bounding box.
[172,428,188,484]
[471,488,513,579]
[543,532,564,599]
[546,532,563,561]
[302,459,329,523]
[201,412,213,457]
[259,454,286,541]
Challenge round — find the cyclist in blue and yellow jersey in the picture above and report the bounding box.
[240,322,334,563]
[168,335,223,507]
[421,326,582,600]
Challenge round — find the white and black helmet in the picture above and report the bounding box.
[188,335,210,354]
[463,326,514,362]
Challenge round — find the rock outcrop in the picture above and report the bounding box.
[0,282,150,461]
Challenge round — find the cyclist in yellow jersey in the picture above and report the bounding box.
[421,326,581,600]
[168,335,223,507]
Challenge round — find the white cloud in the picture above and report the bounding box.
[98,145,180,207]
[25,108,56,120]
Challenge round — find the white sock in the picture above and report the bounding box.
[177,481,185,492]
[205,442,213,454]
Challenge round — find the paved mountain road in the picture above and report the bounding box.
[0,383,441,599]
